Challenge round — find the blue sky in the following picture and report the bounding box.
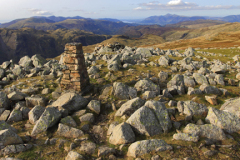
[0,0,240,23]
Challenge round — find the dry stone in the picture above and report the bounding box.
[0,129,23,146]
[31,107,62,136]
[51,92,88,112]
[127,139,172,158]
[109,122,135,145]
[60,43,90,92]
[56,123,84,138]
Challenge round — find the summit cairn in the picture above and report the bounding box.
[60,43,90,92]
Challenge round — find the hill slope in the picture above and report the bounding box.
[0,28,111,63]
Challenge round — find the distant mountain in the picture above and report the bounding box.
[46,16,85,22]
[140,14,240,25]
[0,28,111,63]
[0,17,133,35]
[140,14,207,25]
[97,18,121,22]
[220,15,240,22]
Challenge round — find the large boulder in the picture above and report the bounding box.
[7,91,27,101]
[127,139,172,158]
[56,123,84,138]
[173,133,199,142]
[126,100,172,136]
[167,74,184,88]
[158,55,171,66]
[134,79,160,94]
[199,84,222,95]
[211,64,227,74]
[184,76,196,88]
[0,129,23,146]
[0,92,9,109]
[177,101,208,116]
[87,100,101,114]
[31,54,47,67]
[144,100,172,133]
[112,82,137,100]
[19,56,33,68]
[158,71,168,83]
[65,151,84,160]
[115,97,145,117]
[220,98,240,117]
[205,107,240,133]
[7,109,23,122]
[183,123,226,141]
[135,48,152,58]
[31,107,62,136]
[126,106,162,136]
[193,73,209,85]
[28,105,45,124]
[25,96,47,108]
[109,122,135,145]
[51,93,88,112]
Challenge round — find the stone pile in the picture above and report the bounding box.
[60,43,90,92]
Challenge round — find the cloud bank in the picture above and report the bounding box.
[134,0,240,11]
[28,9,52,15]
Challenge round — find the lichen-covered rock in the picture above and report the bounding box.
[211,64,227,74]
[51,93,88,112]
[220,97,240,117]
[107,122,119,136]
[115,97,145,117]
[173,133,199,142]
[87,66,99,75]
[0,92,9,109]
[79,142,96,155]
[183,123,226,140]
[7,109,23,122]
[158,71,168,83]
[214,74,225,86]
[178,101,208,116]
[65,151,85,160]
[205,107,240,133]
[167,74,184,88]
[134,79,160,94]
[60,116,77,127]
[193,73,209,85]
[79,113,94,123]
[98,146,115,157]
[184,76,196,88]
[142,91,157,100]
[31,54,47,67]
[135,48,153,58]
[144,100,172,133]
[31,107,62,136]
[25,96,47,108]
[127,139,172,158]
[127,106,162,136]
[199,84,222,95]
[87,100,101,114]
[7,91,27,101]
[28,105,45,124]
[0,121,17,132]
[0,68,5,79]
[0,144,32,156]
[112,82,137,100]
[109,122,135,145]
[0,129,23,146]
[56,123,84,138]
[158,55,171,66]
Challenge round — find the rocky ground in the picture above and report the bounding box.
[0,43,240,160]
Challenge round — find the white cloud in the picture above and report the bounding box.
[135,0,240,11]
[28,8,52,15]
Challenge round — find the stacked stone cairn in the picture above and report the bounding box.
[60,43,90,92]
